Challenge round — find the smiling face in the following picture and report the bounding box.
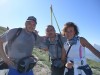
[25,20,36,32]
[65,27,76,40]
[45,25,56,38]
[62,22,79,40]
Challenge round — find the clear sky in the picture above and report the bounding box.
[0,0,100,45]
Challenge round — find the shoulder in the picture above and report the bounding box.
[7,28,23,36]
[57,33,66,39]
[0,28,18,36]
[80,37,85,41]
[8,28,21,33]
[57,33,66,40]
[0,28,21,42]
[80,37,88,47]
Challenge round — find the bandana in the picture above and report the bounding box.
[67,36,79,46]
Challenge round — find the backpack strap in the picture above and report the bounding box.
[46,34,63,49]
[46,34,63,61]
[10,28,37,43]
[32,32,37,41]
[10,28,22,44]
[45,38,51,61]
[57,34,63,48]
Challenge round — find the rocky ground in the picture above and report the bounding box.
[33,61,51,75]
[0,58,51,75]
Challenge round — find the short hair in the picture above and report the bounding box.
[62,22,79,36]
[46,25,55,32]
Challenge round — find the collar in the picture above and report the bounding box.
[48,33,59,41]
[67,36,79,45]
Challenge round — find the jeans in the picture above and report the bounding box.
[8,68,34,75]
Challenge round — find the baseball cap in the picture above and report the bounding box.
[27,16,37,24]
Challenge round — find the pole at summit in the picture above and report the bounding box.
[50,5,61,34]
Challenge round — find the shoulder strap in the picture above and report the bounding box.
[32,32,37,41]
[66,45,73,57]
[46,34,63,48]
[45,37,50,48]
[57,34,63,48]
[5,28,22,54]
[10,28,22,43]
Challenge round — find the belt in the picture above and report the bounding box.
[51,58,61,61]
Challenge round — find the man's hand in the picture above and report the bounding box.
[3,57,15,68]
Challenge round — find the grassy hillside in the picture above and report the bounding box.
[0,26,100,75]
[87,59,100,75]
[0,26,7,34]
[33,48,51,68]
[33,48,100,75]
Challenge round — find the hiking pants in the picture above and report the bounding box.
[51,65,64,75]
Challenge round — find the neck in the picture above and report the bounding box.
[24,28,32,34]
[50,34,56,41]
[50,37,55,41]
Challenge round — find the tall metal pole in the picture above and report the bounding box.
[51,6,61,34]
[50,5,53,25]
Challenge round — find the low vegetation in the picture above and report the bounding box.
[0,26,7,34]
[0,26,100,75]
[33,48,100,75]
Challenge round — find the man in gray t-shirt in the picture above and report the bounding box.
[0,16,38,75]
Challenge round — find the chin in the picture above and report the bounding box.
[26,29,33,32]
[67,37,71,40]
[30,30,33,32]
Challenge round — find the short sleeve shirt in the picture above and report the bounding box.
[42,34,66,59]
[0,28,36,60]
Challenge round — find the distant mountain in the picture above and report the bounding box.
[94,44,100,51]
[86,44,100,62]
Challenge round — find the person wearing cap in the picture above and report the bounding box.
[0,16,38,75]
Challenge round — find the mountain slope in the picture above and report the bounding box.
[0,26,100,75]
[0,26,7,34]
[33,49,100,75]
[86,44,100,62]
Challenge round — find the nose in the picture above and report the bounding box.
[30,21,36,26]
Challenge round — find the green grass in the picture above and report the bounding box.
[87,59,100,69]
[0,26,7,34]
[33,48,100,75]
[0,26,100,75]
[33,48,51,68]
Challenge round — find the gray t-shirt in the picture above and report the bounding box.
[41,34,66,59]
[0,28,36,60]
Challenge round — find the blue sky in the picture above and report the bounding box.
[0,0,100,45]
